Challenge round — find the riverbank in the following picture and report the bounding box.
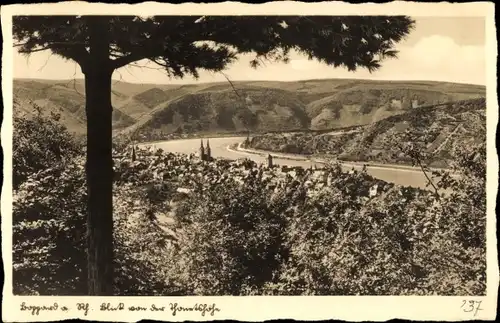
[137,136,456,189]
[135,133,249,146]
[230,142,453,174]
[129,123,367,146]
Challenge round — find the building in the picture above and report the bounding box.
[199,139,212,161]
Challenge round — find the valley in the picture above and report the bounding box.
[13,78,486,142]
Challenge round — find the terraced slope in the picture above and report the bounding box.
[248,98,486,168]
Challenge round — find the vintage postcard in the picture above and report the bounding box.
[1,1,498,322]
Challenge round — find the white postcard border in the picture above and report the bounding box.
[1,1,498,322]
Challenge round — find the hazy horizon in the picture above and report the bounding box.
[14,16,486,86]
[13,76,486,87]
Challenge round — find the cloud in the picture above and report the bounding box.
[409,35,458,67]
[383,35,486,84]
[407,35,485,68]
[12,35,485,85]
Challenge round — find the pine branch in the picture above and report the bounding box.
[17,46,52,54]
[395,142,440,199]
[112,53,147,69]
[219,71,251,134]
[37,52,54,72]
[416,159,440,200]
[128,62,164,70]
[14,41,88,48]
[220,72,241,100]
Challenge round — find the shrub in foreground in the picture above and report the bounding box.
[12,111,486,295]
[13,107,81,189]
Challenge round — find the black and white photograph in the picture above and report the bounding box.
[1,1,498,321]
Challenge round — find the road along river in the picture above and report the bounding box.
[143,136,445,190]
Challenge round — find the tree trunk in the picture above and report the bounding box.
[85,16,114,296]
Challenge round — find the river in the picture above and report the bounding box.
[146,136,438,190]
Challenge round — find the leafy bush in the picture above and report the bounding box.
[383,127,486,295]
[168,169,290,295]
[13,158,88,295]
[12,112,181,295]
[12,106,486,296]
[13,106,81,189]
[12,152,184,295]
[112,183,185,296]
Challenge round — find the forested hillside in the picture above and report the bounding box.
[14,78,485,140]
[247,98,486,168]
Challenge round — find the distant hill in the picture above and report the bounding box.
[248,98,486,168]
[138,86,310,135]
[14,79,139,135]
[13,78,486,139]
[337,98,486,168]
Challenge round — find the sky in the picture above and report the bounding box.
[13,16,486,85]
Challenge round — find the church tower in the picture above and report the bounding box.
[267,154,273,168]
[131,144,136,162]
[199,139,205,160]
[206,139,211,160]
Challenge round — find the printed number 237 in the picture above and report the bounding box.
[461,300,483,316]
